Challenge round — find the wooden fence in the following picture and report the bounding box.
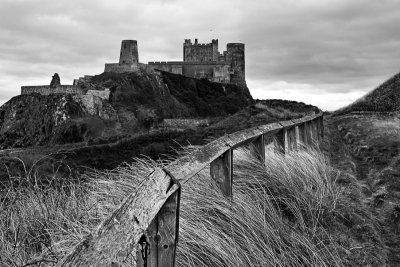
[57,112,324,266]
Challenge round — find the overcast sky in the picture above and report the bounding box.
[1,0,400,111]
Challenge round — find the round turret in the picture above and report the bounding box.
[119,40,139,65]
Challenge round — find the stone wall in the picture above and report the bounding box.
[104,63,140,73]
[212,65,231,83]
[183,39,218,62]
[21,85,84,95]
[163,118,210,130]
[148,61,231,83]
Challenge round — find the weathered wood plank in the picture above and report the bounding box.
[303,121,311,146]
[157,188,180,267]
[165,137,232,183]
[164,116,323,184]
[137,188,180,267]
[274,129,287,154]
[210,149,233,196]
[297,123,306,148]
[286,127,297,152]
[279,120,295,128]
[251,135,265,163]
[137,216,157,267]
[294,125,300,150]
[257,122,283,136]
[56,168,180,267]
[225,128,263,149]
[313,119,320,144]
[311,120,319,146]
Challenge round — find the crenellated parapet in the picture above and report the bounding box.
[104,39,246,86]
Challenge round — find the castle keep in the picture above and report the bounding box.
[105,39,246,86]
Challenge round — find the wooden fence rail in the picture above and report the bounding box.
[57,112,324,267]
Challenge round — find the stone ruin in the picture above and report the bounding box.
[20,73,110,101]
[50,73,61,88]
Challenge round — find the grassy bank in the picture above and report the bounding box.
[0,148,386,266]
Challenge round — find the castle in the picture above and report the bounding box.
[21,38,245,97]
[105,39,246,86]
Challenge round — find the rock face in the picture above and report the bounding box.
[0,94,83,148]
[0,68,253,149]
[89,70,253,133]
[0,93,117,148]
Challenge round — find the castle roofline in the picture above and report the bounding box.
[121,40,137,43]
[227,43,245,46]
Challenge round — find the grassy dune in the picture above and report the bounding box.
[0,147,386,266]
[334,72,400,116]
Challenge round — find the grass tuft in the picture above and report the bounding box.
[0,148,386,266]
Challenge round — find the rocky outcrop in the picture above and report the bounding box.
[73,93,116,120]
[0,93,117,148]
[0,68,253,149]
[0,94,84,148]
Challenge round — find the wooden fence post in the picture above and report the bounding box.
[295,125,300,150]
[274,129,287,154]
[137,184,181,267]
[210,149,233,197]
[251,135,265,163]
[305,122,313,146]
[56,168,180,267]
[314,119,321,144]
[298,123,305,148]
[286,127,297,152]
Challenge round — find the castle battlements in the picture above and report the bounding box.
[104,39,246,86]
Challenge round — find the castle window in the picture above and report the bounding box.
[124,44,126,49]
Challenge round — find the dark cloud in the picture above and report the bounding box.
[1,0,400,110]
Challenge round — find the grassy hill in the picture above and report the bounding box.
[334,72,400,116]
[325,112,400,264]
[0,147,387,266]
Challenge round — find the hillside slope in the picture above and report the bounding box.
[325,113,400,265]
[0,69,253,149]
[334,72,400,115]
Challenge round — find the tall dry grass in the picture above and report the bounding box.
[0,148,385,266]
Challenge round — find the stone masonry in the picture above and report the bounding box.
[50,73,61,88]
[104,39,246,86]
[21,74,110,101]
